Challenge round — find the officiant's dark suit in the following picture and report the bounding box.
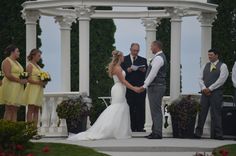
[121,43,148,132]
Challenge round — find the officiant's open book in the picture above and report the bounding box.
[131,65,146,71]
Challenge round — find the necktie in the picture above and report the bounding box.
[133,57,136,64]
[210,63,216,72]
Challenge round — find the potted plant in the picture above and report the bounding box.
[56,93,92,134]
[167,95,200,138]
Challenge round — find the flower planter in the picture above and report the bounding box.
[167,95,200,139]
[66,115,87,134]
[171,115,196,138]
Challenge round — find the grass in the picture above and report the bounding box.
[213,144,236,156]
[23,142,109,156]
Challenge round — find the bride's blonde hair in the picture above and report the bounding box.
[107,50,123,78]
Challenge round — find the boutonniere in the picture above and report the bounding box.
[210,64,217,72]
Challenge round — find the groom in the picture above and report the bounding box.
[138,40,167,139]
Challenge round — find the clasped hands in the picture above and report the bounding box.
[133,86,145,94]
[202,88,211,96]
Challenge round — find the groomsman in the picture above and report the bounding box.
[121,43,147,132]
[138,40,167,139]
[195,49,229,140]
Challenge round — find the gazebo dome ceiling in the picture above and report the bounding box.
[22,0,217,18]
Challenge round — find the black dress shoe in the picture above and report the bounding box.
[147,134,162,139]
[193,134,201,139]
[145,133,153,138]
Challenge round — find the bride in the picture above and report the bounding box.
[68,50,140,141]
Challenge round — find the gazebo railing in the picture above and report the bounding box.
[98,94,211,137]
[38,92,80,137]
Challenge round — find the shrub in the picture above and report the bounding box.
[56,95,91,121]
[0,120,37,155]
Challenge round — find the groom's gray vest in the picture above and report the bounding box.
[146,52,167,86]
[203,61,223,90]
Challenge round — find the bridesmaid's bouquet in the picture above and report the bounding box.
[39,71,51,82]
[0,71,4,80]
[19,72,29,79]
[39,71,51,87]
[39,71,51,88]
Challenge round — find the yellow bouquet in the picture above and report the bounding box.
[39,71,51,82]
[19,72,29,79]
[0,71,4,80]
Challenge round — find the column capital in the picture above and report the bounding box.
[141,18,161,31]
[166,7,187,22]
[21,10,40,25]
[55,16,76,30]
[74,5,95,21]
[197,12,216,27]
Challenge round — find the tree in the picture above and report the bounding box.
[71,7,116,123]
[156,18,171,95]
[0,0,41,119]
[211,0,236,95]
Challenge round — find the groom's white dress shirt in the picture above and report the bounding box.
[143,51,164,89]
[199,59,229,91]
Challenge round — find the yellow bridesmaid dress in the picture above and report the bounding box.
[1,57,24,105]
[23,63,43,106]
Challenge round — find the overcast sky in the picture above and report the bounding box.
[39,7,202,94]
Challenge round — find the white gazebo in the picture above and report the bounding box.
[21,0,217,137]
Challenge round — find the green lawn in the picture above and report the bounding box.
[24,142,109,156]
[213,144,236,156]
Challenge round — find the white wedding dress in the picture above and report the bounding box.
[68,71,132,141]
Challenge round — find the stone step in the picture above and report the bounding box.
[94,146,213,152]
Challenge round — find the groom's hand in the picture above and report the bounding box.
[139,86,145,92]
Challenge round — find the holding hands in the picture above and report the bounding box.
[133,86,145,94]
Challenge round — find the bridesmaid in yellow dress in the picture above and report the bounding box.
[1,45,27,121]
[23,49,45,126]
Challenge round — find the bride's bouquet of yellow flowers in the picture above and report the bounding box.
[39,71,51,82]
[0,71,4,80]
[19,72,29,79]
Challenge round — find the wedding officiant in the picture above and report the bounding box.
[121,43,148,132]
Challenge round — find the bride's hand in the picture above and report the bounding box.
[133,86,142,93]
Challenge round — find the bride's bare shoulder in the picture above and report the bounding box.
[113,66,122,73]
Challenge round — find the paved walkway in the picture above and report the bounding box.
[34,133,236,156]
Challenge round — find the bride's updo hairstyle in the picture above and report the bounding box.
[107,50,123,78]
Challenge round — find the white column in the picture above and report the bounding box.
[75,6,95,95]
[167,8,185,101]
[55,16,75,92]
[198,13,216,66]
[142,18,160,132]
[22,10,40,61]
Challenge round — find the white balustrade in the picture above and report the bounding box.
[39,93,211,138]
[100,94,211,137]
[38,92,81,137]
